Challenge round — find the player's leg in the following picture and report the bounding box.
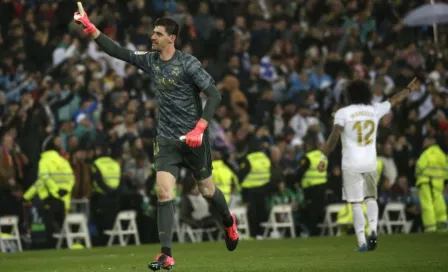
[342,170,367,251]
[183,137,239,251]
[363,171,379,251]
[432,181,448,231]
[196,175,239,250]
[418,184,437,232]
[149,138,181,271]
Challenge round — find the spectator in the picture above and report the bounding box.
[1,0,448,248]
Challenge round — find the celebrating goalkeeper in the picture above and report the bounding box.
[73,5,239,271]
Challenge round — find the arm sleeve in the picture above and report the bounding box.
[90,164,112,193]
[95,33,151,71]
[415,153,427,177]
[374,101,391,119]
[296,157,311,182]
[237,157,252,182]
[50,92,74,111]
[38,161,59,199]
[201,85,222,122]
[185,56,220,122]
[23,182,37,200]
[333,108,346,127]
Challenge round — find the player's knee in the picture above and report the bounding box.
[157,188,173,202]
[156,171,176,201]
[197,177,215,199]
[156,182,174,201]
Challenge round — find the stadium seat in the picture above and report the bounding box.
[378,202,412,234]
[180,223,217,243]
[70,198,90,218]
[53,213,92,249]
[261,204,296,239]
[230,206,251,239]
[319,203,345,236]
[104,210,141,246]
[0,216,22,253]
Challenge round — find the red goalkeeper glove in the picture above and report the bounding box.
[183,119,207,148]
[73,11,97,35]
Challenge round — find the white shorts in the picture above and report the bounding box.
[342,170,377,202]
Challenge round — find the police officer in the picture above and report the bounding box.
[415,136,448,232]
[237,135,271,239]
[297,141,328,236]
[23,136,75,248]
[90,144,121,245]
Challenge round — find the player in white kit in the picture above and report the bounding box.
[317,78,418,251]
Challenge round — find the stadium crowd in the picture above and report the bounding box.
[1,0,448,249]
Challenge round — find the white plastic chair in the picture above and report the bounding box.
[104,210,140,246]
[230,206,250,239]
[0,216,22,252]
[318,203,345,236]
[53,213,91,249]
[261,205,296,239]
[70,199,90,218]
[180,223,217,243]
[379,202,412,234]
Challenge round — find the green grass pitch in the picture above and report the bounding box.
[1,233,447,271]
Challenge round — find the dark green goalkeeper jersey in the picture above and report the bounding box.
[95,33,220,140]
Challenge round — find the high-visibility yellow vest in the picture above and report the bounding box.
[415,145,447,188]
[212,160,240,203]
[24,150,75,211]
[241,152,271,188]
[376,158,383,183]
[301,150,327,189]
[92,157,121,193]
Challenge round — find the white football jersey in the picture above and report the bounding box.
[334,101,391,173]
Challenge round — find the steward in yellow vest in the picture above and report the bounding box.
[212,149,239,204]
[90,144,121,245]
[297,146,328,236]
[415,137,448,232]
[91,156,121,194]
[300,150,328,189]
[23,136,74,248]
[237,137,272,238]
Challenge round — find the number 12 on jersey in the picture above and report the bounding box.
[353,120,375,146]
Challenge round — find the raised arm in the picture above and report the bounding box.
[73,6,149,70]
[389,77,419,107]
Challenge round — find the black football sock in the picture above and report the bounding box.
[207,188,233,227]
[157,200,174,257]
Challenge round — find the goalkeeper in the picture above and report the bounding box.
[74,7,239,271]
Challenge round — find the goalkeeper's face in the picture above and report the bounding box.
[151,26,175,51]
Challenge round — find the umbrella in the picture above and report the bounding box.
[403,2,448,44]
[403,3,448,26]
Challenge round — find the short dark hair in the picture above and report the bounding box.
[345,80,373,105]
[154,18,180,37]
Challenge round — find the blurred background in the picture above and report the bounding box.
[1,0,448,251]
